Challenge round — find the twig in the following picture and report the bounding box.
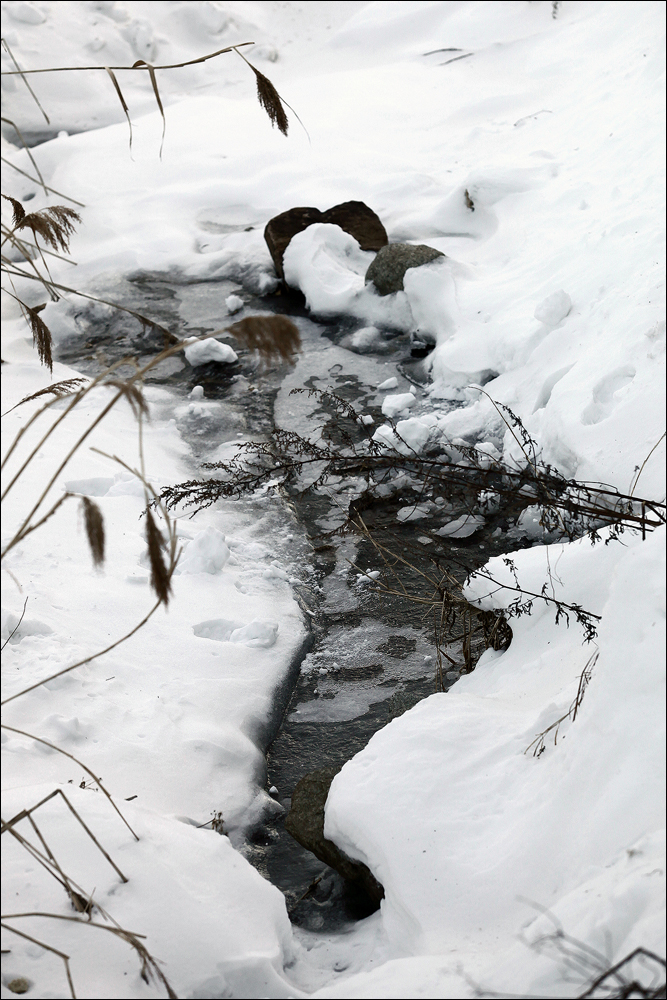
[629,432,666,497]
[1,726,139,841]
[0,598,162,705]
[1,596,28,651]
[0,157,85,206]
[1,39,50,123]
[0,42,254,74]
[0,923,75,998]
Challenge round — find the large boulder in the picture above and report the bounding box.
[284,766,384,904]
[264,201,388,281]
[365,242,446,295]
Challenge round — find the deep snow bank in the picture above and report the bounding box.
[320,528,665,995]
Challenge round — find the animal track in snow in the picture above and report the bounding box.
[532,364,575,412]
[581,366,635,425]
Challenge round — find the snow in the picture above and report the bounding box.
[183,337,238,366]
[2,1,665,998]
[176,526,231,575]
[323,527,665,996]
[225,293,244,314]
[534,288,572,327]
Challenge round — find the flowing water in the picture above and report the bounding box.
[56,271,529,932]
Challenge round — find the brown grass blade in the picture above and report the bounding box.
[145,509,171,605]
[132,60,165,157]
[80,497,105,567]
[104,67,133,153]
[1,38,50,124]
[228,314,301,364]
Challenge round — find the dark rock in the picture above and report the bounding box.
[365,242,446,295]
[264,207,323,282]
[264,201,388,281]
[285,766,384,904]
[320,201,388,253]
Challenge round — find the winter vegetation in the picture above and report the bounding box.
[1,2,665,999]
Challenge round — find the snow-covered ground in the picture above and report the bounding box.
[2,2,665,998]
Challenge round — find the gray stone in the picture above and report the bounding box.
[264,201,388,282]
[365,243,446,295]
[284,766,384,904]
[7,980,30,996]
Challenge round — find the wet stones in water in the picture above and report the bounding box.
[285,766,384,906]
[265,201,388,282]
[365,243,446,295]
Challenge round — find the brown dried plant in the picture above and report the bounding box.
[80,496,105,567]
[1,378,87,417]
[23,300,54,372]
[144,507,172,606]
[228,313,301,364]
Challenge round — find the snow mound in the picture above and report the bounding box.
[178,526,230,574]
[184,338,238,366]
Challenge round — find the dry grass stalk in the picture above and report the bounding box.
[1,117,50,196]
[2,41,254,160]
[1,596,28,651]
[14,205,81,254]
[1,156,85,206]
[23,300,53,372]
[1,914,178,999]
[80,497,105,567]
[233,47,289,135]
[525,651,599,757]
[1,379,87,417]
[104,67,133,150]
[5,817,94,916]
[2,725,139,841]
[103,378,149,419]
[0,923,76,998]
[228,314,301,364]
[132,60,166,157]
[1,39,50,124]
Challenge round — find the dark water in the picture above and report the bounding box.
[55,271,528,932]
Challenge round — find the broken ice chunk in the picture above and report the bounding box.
[381,392,416,418]
[437,514,485,538]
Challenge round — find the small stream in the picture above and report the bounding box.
[56,270,532,933]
